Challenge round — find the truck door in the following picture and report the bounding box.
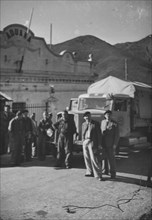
[112,98,130,137]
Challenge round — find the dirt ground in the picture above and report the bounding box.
[0,148,152,220]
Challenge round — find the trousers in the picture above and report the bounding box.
[56,134,73,167]
[24,138,32,161]
[83,139,102,178]
[105,146,116,176]
[11,135,24,165]
[38,133,47,160]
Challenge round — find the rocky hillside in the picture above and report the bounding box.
[51,35,122,63]
[50,35,152,84]
[115,35,152,65]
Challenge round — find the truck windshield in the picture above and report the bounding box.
[78,98,110,110]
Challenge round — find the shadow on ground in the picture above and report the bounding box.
[1,149,151,188]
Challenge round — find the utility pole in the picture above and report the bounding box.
[50,23,52,49]
[125,58,128,80]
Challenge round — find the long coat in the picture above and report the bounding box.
[101,119,119,148]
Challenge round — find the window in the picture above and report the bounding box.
[78,98,110,111]
[113,99,127,111]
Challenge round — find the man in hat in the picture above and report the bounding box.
[8,111,24,166]
[82,111,103,181]
[53,110,76,168]
[101,110,119,179]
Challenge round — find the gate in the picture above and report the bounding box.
[26,103,47,122]
[12,102,48,123]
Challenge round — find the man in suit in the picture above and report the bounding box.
[101,110,119,179]
[82,111,103,181]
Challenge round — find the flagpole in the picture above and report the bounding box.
[19,8,34,73]
[27,8,34,34]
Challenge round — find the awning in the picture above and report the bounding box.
[0,91,13,101]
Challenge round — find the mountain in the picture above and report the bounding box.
[50,35,152,85]
[114,35,152,65]
[51,35,122,63]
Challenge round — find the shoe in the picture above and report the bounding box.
[9,164,16,167]
[66,166,71,169]
[9,163,20,167]
[146,180,152,187]
[85,174,94,177]
[55,164,62,167]
[26,158,32,162]
[96,177,105,181]
[110,175,116,179]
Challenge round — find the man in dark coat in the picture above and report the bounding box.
[101,110,119,179]
[8,111,24,166]
[53,110,76,168]
[22,110,33,161]
[3,105,15,154]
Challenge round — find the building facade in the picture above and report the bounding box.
[0,24,95,121]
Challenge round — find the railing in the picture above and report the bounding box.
[12,103,47,123]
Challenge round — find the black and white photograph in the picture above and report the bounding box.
[0,0,152,219]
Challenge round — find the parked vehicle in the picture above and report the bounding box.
[68,76,152,153]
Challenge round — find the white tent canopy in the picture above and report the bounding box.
[87,76,151,98]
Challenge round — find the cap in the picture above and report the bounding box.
[83,111,91,117]
[104,110,112,115]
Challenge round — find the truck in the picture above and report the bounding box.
[68,76,152,153]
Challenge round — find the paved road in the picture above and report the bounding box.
[0,148,152,220]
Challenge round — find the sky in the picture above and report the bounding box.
[0,0,152,45]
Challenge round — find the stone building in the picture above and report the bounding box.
[0,24,95,121]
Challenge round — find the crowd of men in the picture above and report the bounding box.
[0,105,151,184]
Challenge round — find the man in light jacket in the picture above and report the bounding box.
[82,111,103,181]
